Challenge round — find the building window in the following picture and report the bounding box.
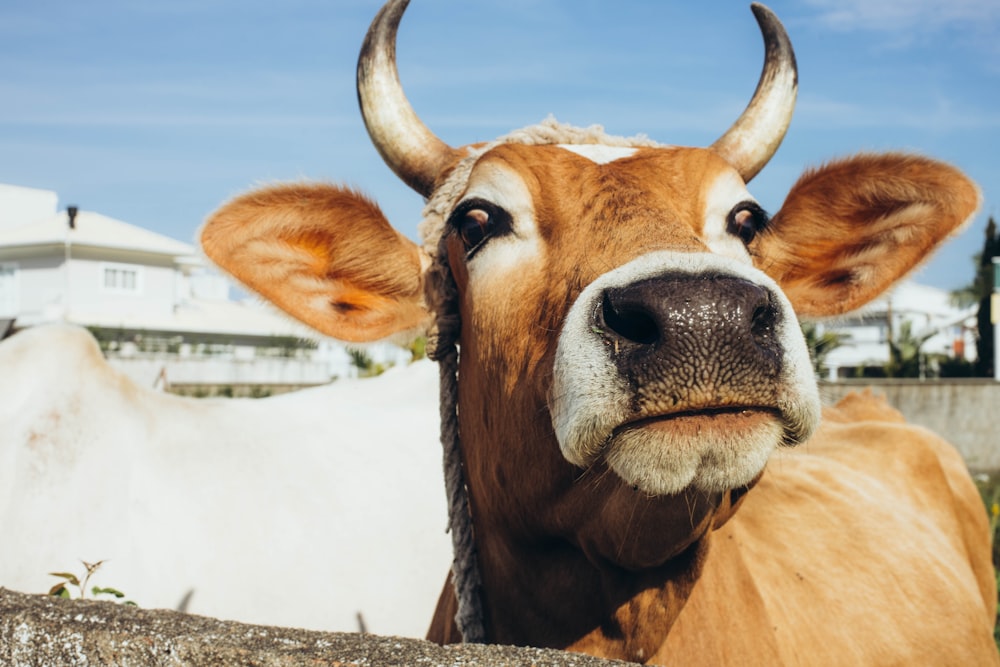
[101,263,143,294]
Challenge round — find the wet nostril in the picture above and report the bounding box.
[601,293,660,346]
[748,285,774,320]
[749,293,775,340]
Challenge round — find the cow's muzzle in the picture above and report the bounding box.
[549,251,820,495]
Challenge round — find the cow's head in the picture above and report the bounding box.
[201,0,979,647]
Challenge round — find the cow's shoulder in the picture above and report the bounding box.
[0,325,123,416]
[820,389,905,424]
[0,324,108,374]
[657,397,998,666]
[809,393,978,522]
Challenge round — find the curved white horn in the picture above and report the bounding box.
[710,3,798,182]
[357,0,459,197]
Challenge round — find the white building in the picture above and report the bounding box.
[993,257,1000,382]
[0,184,410,391]
[817,281,976,380]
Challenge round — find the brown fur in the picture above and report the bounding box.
[757,154,981,316]
[201,140,996,664]
[202,184,429,342]
[427,397,997,665]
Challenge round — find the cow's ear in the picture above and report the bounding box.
[201,183,429,342]
[755,154,980,317]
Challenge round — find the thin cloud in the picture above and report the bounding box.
[803,0,1000,32]
[796,94,1000,132]
[0,112,357,129]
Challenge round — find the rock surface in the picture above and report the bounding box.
[0,588,630,666]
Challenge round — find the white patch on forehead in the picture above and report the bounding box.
[702,169,756,263]
[557,144,638,164]
[459,161,541,281]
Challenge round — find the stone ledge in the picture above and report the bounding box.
[0,588,630,666]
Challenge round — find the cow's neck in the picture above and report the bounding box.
[452,383,730,661]
[473,517,714,662]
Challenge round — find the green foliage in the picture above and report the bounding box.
[800,322,848,378]
[951,216,997,307]
[939,356,976,378]
[951,216,998,376]
[884,320,930,378]
[347,347,389,377]
[406,336,427,362]
[261,335,319,358]
[883,319,967,379]
[347,347,372,370]
[974,473,1000,650]
[48,560,136,606]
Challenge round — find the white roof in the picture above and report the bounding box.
[0,209,195,258]
[846,281,961,319]
[884,282,960,318]
[0,184,59,231]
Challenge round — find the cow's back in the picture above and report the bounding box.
[656,392,998,666]
[0,324,451,637]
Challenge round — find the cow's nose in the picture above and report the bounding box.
[597,273,782,376]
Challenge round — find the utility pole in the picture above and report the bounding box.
[63,206,77,321]
[886,294,894,375]
[993,257,999,382]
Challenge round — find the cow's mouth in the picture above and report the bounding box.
[603,406,784,496]
[613,406,783,440]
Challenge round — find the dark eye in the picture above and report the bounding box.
[459,208,493,250]
[726,201,769,245]
[448,199,512,256]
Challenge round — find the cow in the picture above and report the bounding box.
[199,0,999,664]
[0,323,451,637]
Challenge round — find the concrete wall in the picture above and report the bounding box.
[819,380,1000,471]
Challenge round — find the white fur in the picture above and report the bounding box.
[702,170,756,262]
[556,144,638,164]
[459,161,541,287]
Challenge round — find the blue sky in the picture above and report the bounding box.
[2,0,999,291]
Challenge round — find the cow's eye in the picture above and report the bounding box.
[460,208,492,248]
[726,201,769,245]
[449,199,511,256]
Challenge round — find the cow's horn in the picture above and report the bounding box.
[357,0,459,197]
[710,3,798,182]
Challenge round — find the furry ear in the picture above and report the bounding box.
[755,154,980,317]
[201,183,429,342]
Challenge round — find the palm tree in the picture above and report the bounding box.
[800,322,849,379]
[884,320,936,378]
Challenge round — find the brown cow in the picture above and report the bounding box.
[201,1,999,664]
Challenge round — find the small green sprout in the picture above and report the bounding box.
[48,559,136,606]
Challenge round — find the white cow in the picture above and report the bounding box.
[0,324,450,637]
